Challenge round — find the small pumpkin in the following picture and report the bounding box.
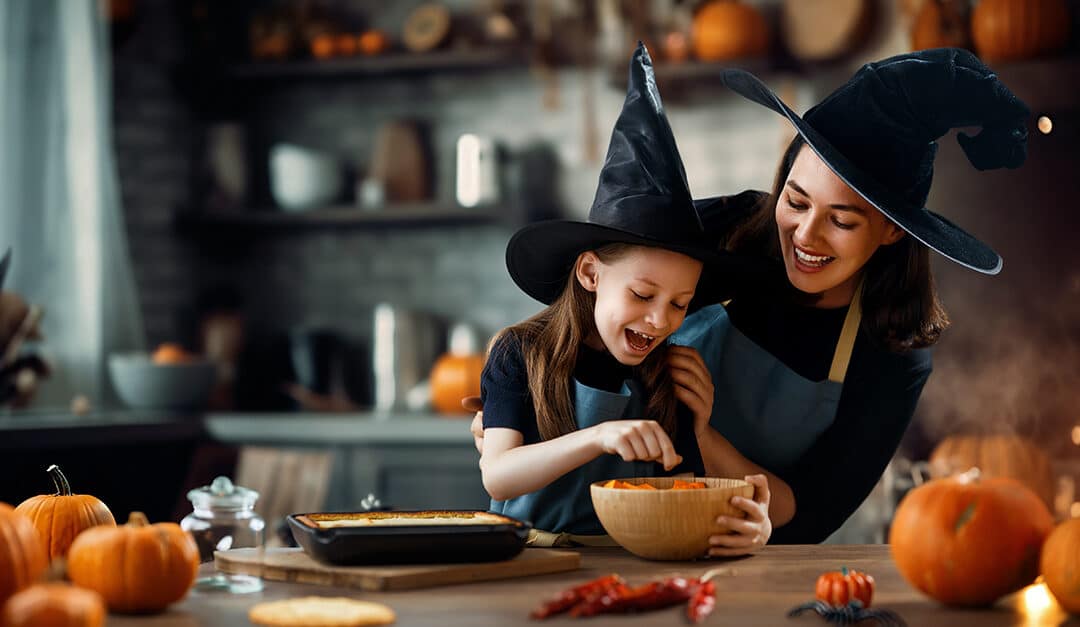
[691,0,769,62]
[0,503,48,607]
[15,465,115,561]
[430,353,484,415]
[67,511,199,614]
[815,567,874,608]
[1040,518,1080,615]
[889,472,1053,606]
[0,583,106,627]
[929,434,1055,509]
[912,0,970,51]
[971,0,1071,62]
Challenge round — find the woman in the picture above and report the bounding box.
[669,46,1030,544]
[471,47,1030,546]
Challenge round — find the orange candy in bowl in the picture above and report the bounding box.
[108,343,216,410]
[591,476,753,561]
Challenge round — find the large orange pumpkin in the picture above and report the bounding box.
[430,353,484,415]
[929,434,1055,509]
[971,0,1071,62]
[67,511,199,614]
[1040,518,1080,614]
[15,465,115,561]
[0,503,48,607]
[0,583,106,627]
[691,0,769,62]
[889,473,1053,606]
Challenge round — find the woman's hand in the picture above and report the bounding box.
[668,345,714,435]
[463,396,484,454]
[593,420,683,471]
[708,474,772,557]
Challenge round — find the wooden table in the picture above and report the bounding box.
[106,545,1077,626]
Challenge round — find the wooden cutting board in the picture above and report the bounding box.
[216,547,581,591]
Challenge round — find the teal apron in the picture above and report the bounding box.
[670,286,862,473]
[489,377,656,543]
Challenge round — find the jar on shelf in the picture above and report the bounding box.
[181,475,265,593]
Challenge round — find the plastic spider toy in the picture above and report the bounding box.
[787,568,906,626]
[788,600,906,626]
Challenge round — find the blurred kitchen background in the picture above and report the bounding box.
[0,0,1077,545]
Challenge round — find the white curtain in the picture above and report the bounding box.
[0,0,144,409]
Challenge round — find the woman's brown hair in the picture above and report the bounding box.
[491,243,678,441]
[726,135,949,352]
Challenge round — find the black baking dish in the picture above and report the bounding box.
[286,510,531,565]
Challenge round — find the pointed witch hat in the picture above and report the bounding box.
[506,43,752,305]
[719,47,1030,274]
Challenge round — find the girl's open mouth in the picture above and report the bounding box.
[625,328,656,353]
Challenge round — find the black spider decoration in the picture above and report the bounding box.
[787,600,907,626]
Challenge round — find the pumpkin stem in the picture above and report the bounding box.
[46,464,72,496]
[841,566,848,576]
[127,511,150,527]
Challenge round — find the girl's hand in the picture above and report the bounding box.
[668,345,714,435]
[708,474,772,557]
[594,420,683,471]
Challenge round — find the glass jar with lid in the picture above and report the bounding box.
[181,475,264,593]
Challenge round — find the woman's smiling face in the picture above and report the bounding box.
[776,146,905,307]
[576,246,702,366]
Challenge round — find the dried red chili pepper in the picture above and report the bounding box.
[687,579,716,623]
[570,576,697,617]
[530,574,623,619]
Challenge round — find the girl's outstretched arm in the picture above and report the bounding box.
[480,421,683,502]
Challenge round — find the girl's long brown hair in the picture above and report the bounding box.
[492,244,678,441]
[726,135,950,352]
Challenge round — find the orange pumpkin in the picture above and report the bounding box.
[691,0,769,62]
[0,583,106,627]
[889,473,1053,606]
[15,465,115,561]
[0,503,48,607]
[430,353,484,415]
[912,0,970,51]
[1040,518,1080,614]
[67,511,199,614]
[151,342,195,364]
[929,434,1056,509]
[971,0,1071,62]
[815,567,874,608]
[358,30,390,56]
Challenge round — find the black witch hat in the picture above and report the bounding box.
[506,43,749,305]
[720,47,1030,274]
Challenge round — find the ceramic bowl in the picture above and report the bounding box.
[590,476,754,561]
[269,143,343,212]
[108,353,216,410]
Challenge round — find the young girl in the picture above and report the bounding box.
[479,44,772,552]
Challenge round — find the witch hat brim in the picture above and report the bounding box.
[721,69,1003,274]
[507,220,760,308]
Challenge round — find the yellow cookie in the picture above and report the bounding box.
[248,597,396,627]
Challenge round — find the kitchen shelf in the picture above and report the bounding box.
[609,57,791,87]
[225,47,531,81]
[176,203,505,232]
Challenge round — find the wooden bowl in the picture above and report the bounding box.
[590,476,754,561]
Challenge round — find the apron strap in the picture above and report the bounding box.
[827,280,864,384]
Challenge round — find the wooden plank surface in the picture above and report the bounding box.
[108,546,1079,627]
[216,547,581,591]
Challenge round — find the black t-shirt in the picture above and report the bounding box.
[726,294,932,544]
[481,333,704,475]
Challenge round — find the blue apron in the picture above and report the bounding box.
[489,377,655,537]
[670,287,862,473]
